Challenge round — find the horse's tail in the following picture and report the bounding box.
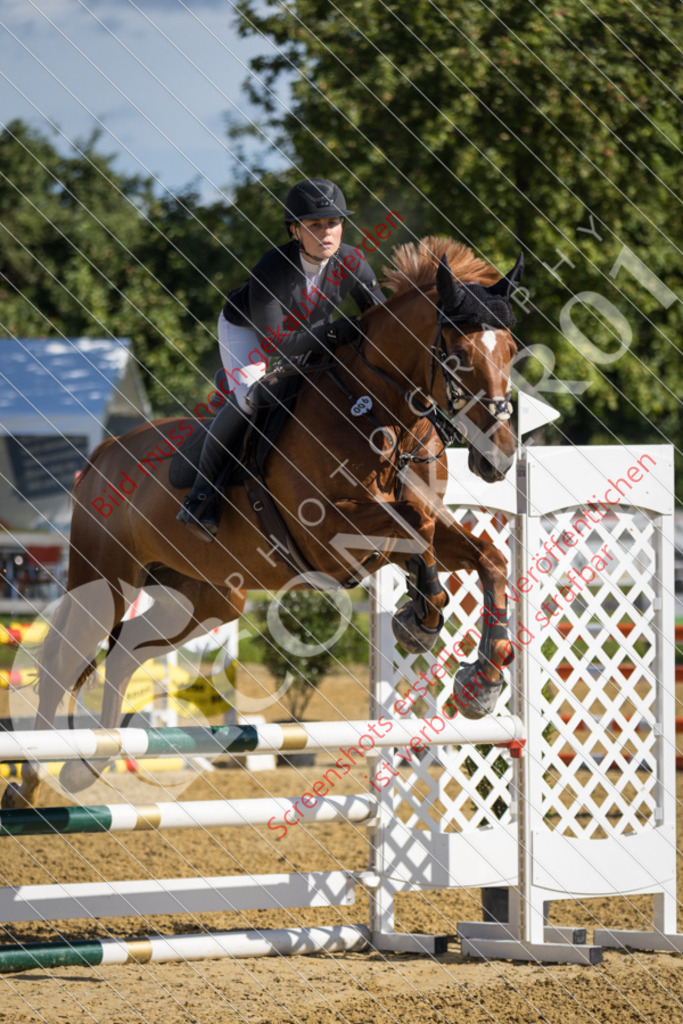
[37,653,98,700]
[73,437,119,493]
[73,655,99,693]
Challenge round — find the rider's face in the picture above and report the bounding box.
[292,217,343,260]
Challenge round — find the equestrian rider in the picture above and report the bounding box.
[177,177,386,541]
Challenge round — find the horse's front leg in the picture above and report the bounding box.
[331,499,448,654]
[432,513,513,719]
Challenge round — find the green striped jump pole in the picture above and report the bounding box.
[0,716,524,763]
[0,925,370,972]
[0,794,375,837]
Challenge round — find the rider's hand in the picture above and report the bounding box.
[276,317,361,362]
[328,316,360,347]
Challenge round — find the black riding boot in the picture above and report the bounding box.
[176,396,247,541]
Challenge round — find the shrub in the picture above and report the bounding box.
[250,589,367,721]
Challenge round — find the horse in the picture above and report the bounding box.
[1,237,524,809]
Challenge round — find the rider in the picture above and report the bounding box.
[177,177,386,541]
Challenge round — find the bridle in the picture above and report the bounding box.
[333,303,509,464]
[423,305,514,443]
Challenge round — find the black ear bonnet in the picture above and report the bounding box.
[443,282,517,329]
[437,252,524,330]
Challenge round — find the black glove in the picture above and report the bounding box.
[330,316,361,347]
[277,317,360,361]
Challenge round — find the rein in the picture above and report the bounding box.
[326,366,441,476]
[333,343,451,467]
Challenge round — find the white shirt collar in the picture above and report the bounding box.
[299,252,329,278]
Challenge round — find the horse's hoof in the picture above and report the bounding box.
[451,660,505,719]
[1,782,37,810]
[59,759,100,794]
[391,605,441,654]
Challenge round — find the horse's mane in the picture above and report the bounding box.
[382,236,501,295]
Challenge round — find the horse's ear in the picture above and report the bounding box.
[489,252,525,297]
[436,254,465,308]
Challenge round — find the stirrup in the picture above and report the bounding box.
[177,490,221,542]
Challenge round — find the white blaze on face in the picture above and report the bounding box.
[481,329,498,354]
[479,329,512,420]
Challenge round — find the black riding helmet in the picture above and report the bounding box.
[284,178,354,225]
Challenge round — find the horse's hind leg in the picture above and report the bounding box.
[1,578,122,809]
[58,576,244,794]
[56,617,133,795]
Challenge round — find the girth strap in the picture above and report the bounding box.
[245,477,317,581]
[244,476,381,589]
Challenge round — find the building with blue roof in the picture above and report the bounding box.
[0,337,151,604]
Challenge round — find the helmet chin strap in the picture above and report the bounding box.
[292,224,342,263]
[298,241,328,263]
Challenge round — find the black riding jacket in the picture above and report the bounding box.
[222,240,385,356]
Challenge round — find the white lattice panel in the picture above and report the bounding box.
[371,444,680,959]
[516,445,677,943]
[370,452,518,902]
[530,508,659,838]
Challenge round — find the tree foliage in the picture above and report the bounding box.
[2,4,680,483]
[251,591,367,721]
[232,0,681,469]
[0,120,233,414]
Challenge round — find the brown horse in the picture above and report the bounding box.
[2,237,523,808]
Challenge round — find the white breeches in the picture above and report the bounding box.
[217,316,267,412]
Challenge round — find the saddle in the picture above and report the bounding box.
[169,368,302,491]
[169,361,370,582]
[170,343,380,580]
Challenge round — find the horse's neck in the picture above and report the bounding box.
[337,343,415,428]
[350,290,432,422]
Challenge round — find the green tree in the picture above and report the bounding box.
[232,1,681,477]
[0,120,234,415]
[123,187,237,411]
[251,590,368,721]
[0,120,150,338]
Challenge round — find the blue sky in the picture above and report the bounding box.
[1,0,289,201]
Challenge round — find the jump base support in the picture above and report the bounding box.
[594,928,683,953]
[458,921,602,965]
[371,932,450,955]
